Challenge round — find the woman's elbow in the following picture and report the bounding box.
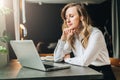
[54,57,63,62]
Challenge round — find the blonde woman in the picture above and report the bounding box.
[54,3,116,80]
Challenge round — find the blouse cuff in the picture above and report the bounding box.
[64,58,71,63]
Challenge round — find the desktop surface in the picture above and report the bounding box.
[0,59,103,80]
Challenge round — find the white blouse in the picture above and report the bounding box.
[54,27,110,66]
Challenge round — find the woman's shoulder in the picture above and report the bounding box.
[91,26,102,34]
[89,26,104,38]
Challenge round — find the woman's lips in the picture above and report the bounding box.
[67,23,72,26]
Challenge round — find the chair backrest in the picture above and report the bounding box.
[36,41,57,53]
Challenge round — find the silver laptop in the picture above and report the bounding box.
[10,40,70,71]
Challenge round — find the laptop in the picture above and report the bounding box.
[10,40,70,71]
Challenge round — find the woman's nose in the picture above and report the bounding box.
[66,18,70,23]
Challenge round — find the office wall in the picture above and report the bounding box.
[24,3,65,45]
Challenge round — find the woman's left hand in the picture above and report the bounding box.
[64,54,70,60]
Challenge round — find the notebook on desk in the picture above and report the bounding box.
[10,40,70,71]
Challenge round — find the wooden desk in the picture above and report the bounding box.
[0,59,103,80]
[39,53,53,57]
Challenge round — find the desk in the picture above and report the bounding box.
[0,59,103,80]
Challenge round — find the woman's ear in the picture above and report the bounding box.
[80,16,84,21]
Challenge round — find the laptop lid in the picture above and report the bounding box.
[10,40,70,71]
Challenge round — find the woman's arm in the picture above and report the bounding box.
[54,40,71,62]
[54,28,74,62]
[65,30,107,66]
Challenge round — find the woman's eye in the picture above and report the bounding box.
[65,14,74,20]
[70,15,74,18]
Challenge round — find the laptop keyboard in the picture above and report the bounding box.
[44,64,55,68]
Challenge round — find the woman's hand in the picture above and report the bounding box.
[64,54,70,60]
[61,28,75,41]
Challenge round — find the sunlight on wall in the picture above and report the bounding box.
[0,16,6,37]
[0,0,6,37]
[0,0,4,7]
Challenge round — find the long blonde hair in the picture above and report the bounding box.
[61,3,92,49]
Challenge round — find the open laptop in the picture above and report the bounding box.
[10,40,70,71]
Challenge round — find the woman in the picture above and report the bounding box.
[54,3,116,80]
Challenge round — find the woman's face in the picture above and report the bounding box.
[65,6,81,30]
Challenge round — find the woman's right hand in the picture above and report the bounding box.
[61,28,75,41]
